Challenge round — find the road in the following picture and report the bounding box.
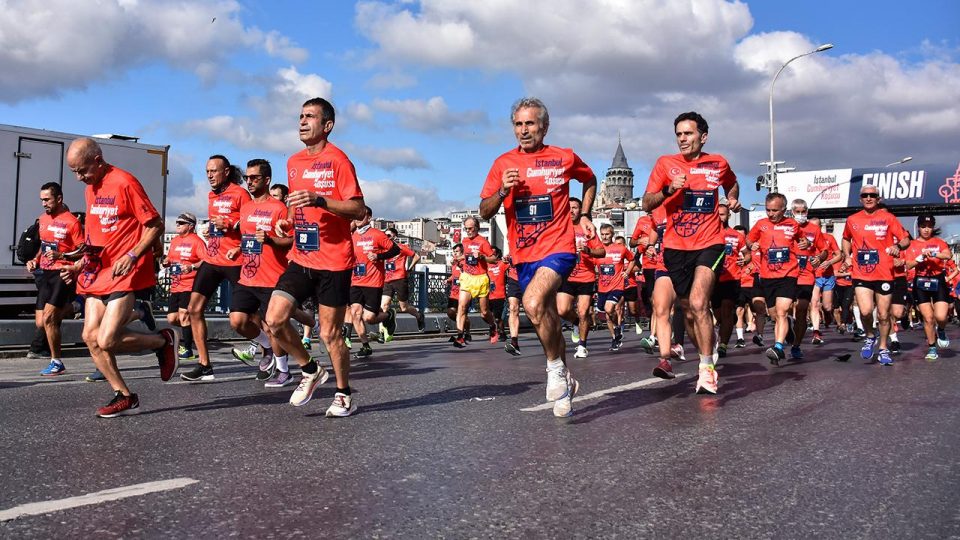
[1,326,959,538]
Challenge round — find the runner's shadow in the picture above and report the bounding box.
[312,381,540,416]
[714,368,806,406]
[569,381,693,424]
[138,391,295,415]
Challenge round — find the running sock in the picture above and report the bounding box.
[774,342,784,351]
[302,360,318,375]
[337,386,351,396]
[181,323,194,350]
[698,354,713,367]
[889,332,899,342]
[547,358,563,371]
[275,354,289,373]
[579,340,587,348]
[511,337,519,347]
[253,330,271,349]
[736,328,744,340]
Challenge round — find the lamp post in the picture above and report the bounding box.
[768,43,833,193]
[885,156,913,167]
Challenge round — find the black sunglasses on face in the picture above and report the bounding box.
[860,193,879,199]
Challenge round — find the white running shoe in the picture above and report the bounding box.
[552,374,580,417]
[574,345,588,359]
[289,365,330,407]
[325,392,357,417]
[635,322,643,335]
[546,366,571,401]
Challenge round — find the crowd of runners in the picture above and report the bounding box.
[25,97,959,419]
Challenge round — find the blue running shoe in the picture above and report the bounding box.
[878,348,893,366]
[860,337,876,360]
[40,359,65,376]
[85,369,106,382]
[790,346,804,360]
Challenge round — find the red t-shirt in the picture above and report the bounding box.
[740,251,758,288]
[167,233,206,293]
[204,182,251,267]
[569,224,605,284]
[644,152,736,251]
[488,260,509,300]
[238,197,289,288]
[287,143,364,272]
[842,209,909,282]
[636,207,668,272]
[719,227,747,282]
[448,264,462,299]
[794,222,828,286]
[507,261,518,281]
[461,234,494,275]
[385,243,416,282]
[814,234,840,278]
[79,166,160,295]
[746,217,803,280]
[480,146,594,264]
[905,237,951,277]
[37,209,83,270]
[596,242,634,293]
[351,227,394,288]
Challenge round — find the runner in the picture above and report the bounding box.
[446,245,466,339]
[734,224,756,348]
[29,182,84,376]
[479,97,597,417]
[182,155,251,381]
[503,256,523,356]
[788,199,829,359]
[269,183,288,203]
[746,192,810,366]
[888,238,913,354]
[630,207,664,354]
[834,259,855,336]
[348,205,399,358]
[452,216,497,348]
[264,97,366,417]
[557,197,605,359]
[381,227,426,333]
[595,224,636,352]
[903,214,952,361]
[808,217,842,344]
[641,112,739,393]
[60,137,178,417]
[714,202,749,358]
[841,184,910,366]
[162,212,204,362]
[487,247,510,343]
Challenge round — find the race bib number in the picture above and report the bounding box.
[917,277,939,292]
[683,190,715,213]
[515,195,554,224]
[208,222,224,238]
[170,264,183,276]
[466,255,479,267]
[295,225,319,252]
[767,247,789,264]
[798,255,809,270]
[241,234,262,254]
[41,241,57,254]
[354,264,367,277]
[724,243,734,256]
[385,261,396,272]
[600,264,616,276]
[856,249,879,266]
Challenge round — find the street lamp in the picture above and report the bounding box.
[885,156,912,167]
[768,43,834,193]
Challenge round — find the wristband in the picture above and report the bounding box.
[661,186,674,197]
[497,189,508,200]
[126,251,138,261]
[314,196,328,209]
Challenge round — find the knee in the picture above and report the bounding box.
[81,327,98,346]
[98,331,120,352]
[318,323,339,344]
[229,315,245,332]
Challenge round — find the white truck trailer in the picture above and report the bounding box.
[0,124,169,316]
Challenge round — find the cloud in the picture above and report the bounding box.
[343,144,430,170]
[0,0,307,103]
[347,102,375,123]
[359,179,465,219]
[371,96,488,132]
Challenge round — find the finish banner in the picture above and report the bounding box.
[777,162,960,210]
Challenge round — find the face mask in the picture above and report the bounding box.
[795,213,808,224]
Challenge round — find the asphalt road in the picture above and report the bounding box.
[1,325,959,538]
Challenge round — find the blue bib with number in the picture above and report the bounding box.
[295,225,319,252]
[241,234,262,255]
[170,264,183,275]
[767,247,789,264]
[385,261,396,272]
[856,249,879,266]
[515,195,554,224]
[683,190,715,213]
[917,277,939,292]
[724,243,734,255]
[798,255,808,270]
[208,222,224,238]
[466,255,479,267]
[354,264,367,277]
[41,241,57,254]
[600,264,616,276]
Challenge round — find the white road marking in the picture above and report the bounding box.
[0,477,199,522]
[520,373,692,412]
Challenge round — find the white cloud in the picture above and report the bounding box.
[359,179,465,219]
[343,144,430,170]
[347,102,375,123]
[371,96,487,132]
[0,0,308,103]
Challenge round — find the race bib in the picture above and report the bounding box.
[798,255,809,270]
[295,225,319,252]
[515,195,554,224]
[767,247,789,264]
[856,249,879,266]
[40,241,57,254]
[917,277,939,292]
[241,234,262,254]
[354,264,367,277]
[170,264,183,276]
[724,243,734,256]
[683,190,715,213]
[208,222,224,238]
[466,255,479,267]
[600,264,616,276]
[385,261,396,272]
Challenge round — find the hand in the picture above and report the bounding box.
[275,219,292,237]
[810,256,822,268]
[25,260,36,272]
[645,245,656,257]
[367,251,377,262]
[669,174,686,193]
[60,263,79,285]
[211,215,231,231]
[579,215,596,239]
[797,236,811,250]
[727,197,741,212]
[749,242,760,252]
[915,254,925,263]
[501,168,520,192]
[736,254,746,267]
[42,250,59,261]
[886,245,900,257]
[254,229,268,244]
[112,254,135,278]
[288,190,317,209]
[226,247,240,261]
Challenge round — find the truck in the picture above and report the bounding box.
[0,123,169,317]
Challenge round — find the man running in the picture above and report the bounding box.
[557,197,605,359]
[381,227,425,332]
[29,182,84,376]
[808,217,842,344]
[182,155,251,381]
[60,137,178,417]
[714,202,749,359]
[841,184,910,366]
[487,247,509,342]
[503,256,522,356]
[788,199,829,360]
[641,112,739,394]
[264,97,366,417]
[479,97,597,417]
[595,224,636,352]
[163,213,205,361]
[904,214,952,361]
[348,206,399,358]
[452,216,497,348]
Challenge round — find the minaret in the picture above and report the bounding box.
[598,133,634,206]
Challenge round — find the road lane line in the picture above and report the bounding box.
[0,477,199,522]
[520,373,692,412]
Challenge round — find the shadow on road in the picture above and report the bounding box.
[321,381,541,416]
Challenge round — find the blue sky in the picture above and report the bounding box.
[1,0,958,234]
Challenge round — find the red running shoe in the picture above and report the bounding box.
[97,391,140,418]
[156,328,180,382]
[652,358,675,379]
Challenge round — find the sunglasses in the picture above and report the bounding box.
[860,193,879,199]
[176,221,191,225]
[242,174,265,181]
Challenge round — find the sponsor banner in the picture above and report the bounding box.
[778,162,960,209]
